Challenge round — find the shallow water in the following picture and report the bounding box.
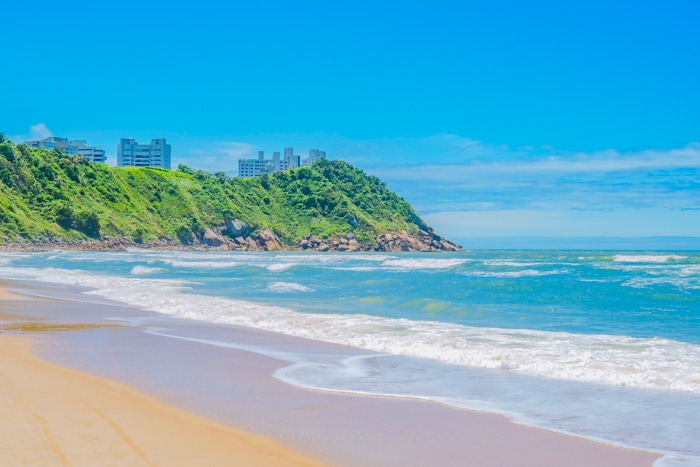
[2,249,699,464]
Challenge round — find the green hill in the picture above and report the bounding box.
[0,140,459,251]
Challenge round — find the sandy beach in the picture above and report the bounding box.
[0,279,660,466]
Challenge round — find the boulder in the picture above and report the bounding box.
[202,228,225,247]
[257,229,283,251]
[347,239,359,251]
[317,242,330,252]
[226,218,250,238]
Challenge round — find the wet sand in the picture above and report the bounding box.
[0,280,660,466]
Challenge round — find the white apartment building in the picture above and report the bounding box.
[303,148,326,166]
[25,137,107,163]
[238,147,315,177]
[117,138,171,169]
[239,151,273,177]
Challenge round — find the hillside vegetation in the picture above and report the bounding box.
[0,140,456,250]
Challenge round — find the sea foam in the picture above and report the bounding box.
[2,264,699,394]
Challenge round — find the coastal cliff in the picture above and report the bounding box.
[0,141,459,251]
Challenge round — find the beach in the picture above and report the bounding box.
[0,278,659,466]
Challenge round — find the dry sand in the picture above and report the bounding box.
[0,334,326,466]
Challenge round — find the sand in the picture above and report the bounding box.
[0,334,326,466]
[0,287,326,467]
[0,282,661,466]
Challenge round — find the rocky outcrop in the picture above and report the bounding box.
[294,230,460,252]
[202,228,225,247]
[375,230,460,252]
[225,218,250,238]
[2,225,460,253]
[257,229,284,251]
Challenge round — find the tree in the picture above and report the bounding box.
[74,210,101,238]
[214,172,229,184]
[0,132,6,143]
[54,205,74,230]
[177,164,194,175]
[175,225,194,245]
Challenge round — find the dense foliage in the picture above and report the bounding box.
[0,141,423,245]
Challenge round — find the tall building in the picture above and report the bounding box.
[238,151,273,177]
[281,147,301,171]
[303,148,326,166]
[117,138,171,169]
[238,147,322,177]
[25,136,106,163]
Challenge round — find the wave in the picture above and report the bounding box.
[130,266,166,275]
[482,260,553,267]
[2,264,699,394]
[622,277,700,290]
[613,255,687,263]
[162,260,241,269]
[280,253,392,263]
[267,281,314,293]
[381,258,470,270]
[266,263,298,272]
[464,269,568,278]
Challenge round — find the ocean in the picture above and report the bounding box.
[1,249,699,465]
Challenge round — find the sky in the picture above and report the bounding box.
[1,0,699,244]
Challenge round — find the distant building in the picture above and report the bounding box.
[238,146,311,177]
[281,147,301,171]
[25,137,106,163]
[239,151,273,177]
[117,138,171,169]
[303,148,326,166]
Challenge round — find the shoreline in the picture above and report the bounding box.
[1,279,661,466]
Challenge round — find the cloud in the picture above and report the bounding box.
[29,123,52,140]
[354,137,700,216]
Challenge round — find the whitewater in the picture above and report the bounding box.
[1,249,699,465]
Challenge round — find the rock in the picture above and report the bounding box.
[346,232,355,240]
[338,244,349,251]
[317,242,330,252]
[202,228,225,247]
[226,218,250,238]
[347,239,359,251]
[257,229,283,251]
[347,213,358,229]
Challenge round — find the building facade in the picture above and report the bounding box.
[25,137,106,163]
[303,148,326,166]
[238,151,273,177]
[117,138,171,169]
[238,146,310,177]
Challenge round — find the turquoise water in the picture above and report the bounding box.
[2,249,699,464]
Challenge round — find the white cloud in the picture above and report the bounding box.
[29,123,52,140]
[371,144,700,182]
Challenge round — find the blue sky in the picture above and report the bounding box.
[2,0,699,242]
